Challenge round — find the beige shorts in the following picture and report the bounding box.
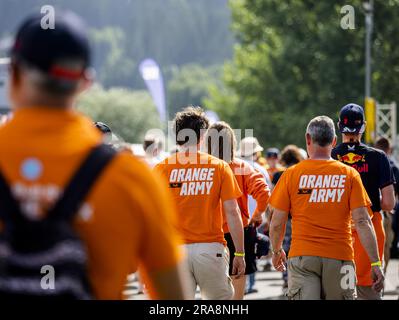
[287,256,356,300]
[181,242,234,300]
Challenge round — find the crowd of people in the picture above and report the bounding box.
[0,10,398,301]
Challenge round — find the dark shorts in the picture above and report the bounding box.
[224,225,257,275]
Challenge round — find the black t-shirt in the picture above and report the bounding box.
[332,142,395,212]
[272,170,284,186]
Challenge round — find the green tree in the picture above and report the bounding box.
[207,0,399,149]
[0,0,234,88]
[167,64,222,117]
[90,27,136,88]
[77,85,161,143]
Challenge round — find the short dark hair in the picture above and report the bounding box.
[173,106,210,146]
[280,145,303,167]
[375,137,391,153]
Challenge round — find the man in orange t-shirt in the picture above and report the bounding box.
[206,121,271,299]
[0,12,186,300]
[269,116,384,300]
[155,107,245,300]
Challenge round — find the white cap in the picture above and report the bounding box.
[238,137,264,157]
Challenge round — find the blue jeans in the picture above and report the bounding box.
[247,273,256,290]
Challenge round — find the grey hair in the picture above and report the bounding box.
[306,116,336,147]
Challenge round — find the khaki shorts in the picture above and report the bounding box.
[287,256,355,300]
[181,242,234,300]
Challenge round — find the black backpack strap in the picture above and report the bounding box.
[0,171,25,224]
[47,144,117,221]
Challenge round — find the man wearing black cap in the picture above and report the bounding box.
[0,11,187,299]
[332,103,395,300]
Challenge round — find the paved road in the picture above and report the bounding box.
[126,259,399,300]
[243,259,399,300]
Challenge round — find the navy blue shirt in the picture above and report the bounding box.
[332,142,394,212]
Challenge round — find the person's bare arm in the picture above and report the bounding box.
[269,207,288,251]
[224,199,245,276]
[381,184,395,212]
[352,207,379,262]
[352,206,384,291]
[269,206,289,271]
[263,206,272,233]
[142,263,189,300]
[247,169,271,226]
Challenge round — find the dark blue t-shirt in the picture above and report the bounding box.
[332,142,394,212]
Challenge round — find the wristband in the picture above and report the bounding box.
[371,261,382,267]
[234,252,245,257]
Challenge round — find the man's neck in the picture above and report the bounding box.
[13,94,74,110]
[342,134,362,144]
[310,154,331,160]
[309,148,332,160]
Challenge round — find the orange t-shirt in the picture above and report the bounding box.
[155,151,242,244]
[269,159,371,261]
[0,107,182,300]
[223,158,270,233]
[353,213,384,286]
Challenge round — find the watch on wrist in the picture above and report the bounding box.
[271,248,283,255]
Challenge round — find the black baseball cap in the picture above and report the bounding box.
[10,10,90,81]
[338,103,365,134]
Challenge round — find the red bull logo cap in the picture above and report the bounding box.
[338,103,365,134]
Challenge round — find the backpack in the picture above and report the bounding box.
[0,144,116,299]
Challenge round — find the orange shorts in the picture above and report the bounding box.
[353,213,385,286]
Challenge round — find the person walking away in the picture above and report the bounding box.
[269,116,384,300]
[0,11,187,300]
[332,104,395,300]
[206,121,271,299]
[155,107,245,300]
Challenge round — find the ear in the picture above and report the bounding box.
[305,133,311,145]
[332,135,337,148]
[78,76,92,94]
[77,68,95,94]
